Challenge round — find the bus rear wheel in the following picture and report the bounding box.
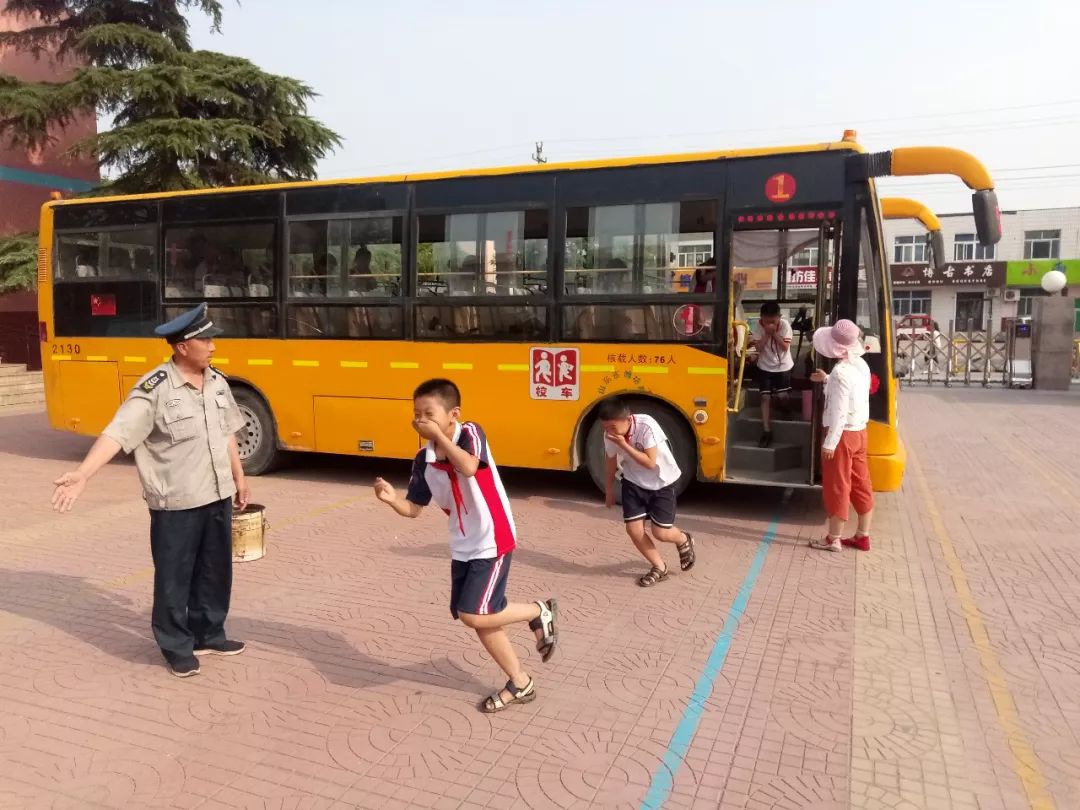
[232,387,280,476]
[585,398,696,502]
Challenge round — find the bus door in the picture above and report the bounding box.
[724,219,837,487]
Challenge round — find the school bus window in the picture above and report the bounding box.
[53,226,159,337]
[415,304,547,341]
[164,304,277,339]
[564,200,716,296]
[164,223,276,299]
[562,304,714,343]
[287,305,404,339]
[288,216,403,299]
[416,210,548,298]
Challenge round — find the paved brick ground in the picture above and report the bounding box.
[1,387,1078,809]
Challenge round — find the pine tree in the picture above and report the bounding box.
[0,1,342,289]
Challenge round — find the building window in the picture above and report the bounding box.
[677,242,713,268]
[893,235,927,263]
[790,246,819,267]
[954,233,995,261]
[892,289,932,318]
[1017,288,1045,319]
[1023,229,1060,260]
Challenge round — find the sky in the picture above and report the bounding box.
[187,0,1080,216]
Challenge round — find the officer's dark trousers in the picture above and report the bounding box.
[149,498,233,661]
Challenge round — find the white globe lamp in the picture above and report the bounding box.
[1041,269,1067,295]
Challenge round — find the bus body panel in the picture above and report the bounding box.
[41,331,729,478]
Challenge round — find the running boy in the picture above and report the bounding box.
[751,301,795,448]
[598,396,696,587]
[373,379,558,713]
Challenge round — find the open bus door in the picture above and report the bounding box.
[724,216,838,488]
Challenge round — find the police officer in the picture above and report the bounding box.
[51,303,250,678]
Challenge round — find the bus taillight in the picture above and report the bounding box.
[39,321,48,343]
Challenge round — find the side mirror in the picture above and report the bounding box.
[929,231,946,272]
[972,189,1002,246]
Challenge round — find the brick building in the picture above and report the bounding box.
[1,8,99,369]
[883,206,1080,334]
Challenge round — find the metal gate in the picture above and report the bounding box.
[895,318,1029,388]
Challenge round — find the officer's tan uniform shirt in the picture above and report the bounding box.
[103,361,246,510]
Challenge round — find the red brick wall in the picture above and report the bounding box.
[1,8,99,236]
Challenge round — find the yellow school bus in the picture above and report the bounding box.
[37,133,1000,493]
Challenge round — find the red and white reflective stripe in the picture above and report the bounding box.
[477,555,505,615]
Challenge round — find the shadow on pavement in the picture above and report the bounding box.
[0,568,490,695]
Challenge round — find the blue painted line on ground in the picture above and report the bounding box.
[640,518,780,809]
[0,164,96,191]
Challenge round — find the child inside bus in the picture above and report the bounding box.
[751,301,794,447]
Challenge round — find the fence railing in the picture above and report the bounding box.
[895,321,1020,387]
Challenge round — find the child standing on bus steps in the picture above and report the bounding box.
[751,301,795,448]
[808,320,875,553]
[598,396,697,587]
[373,379,559,713]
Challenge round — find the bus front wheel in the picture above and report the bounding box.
[232,387,280,476]
[584,398,696,502]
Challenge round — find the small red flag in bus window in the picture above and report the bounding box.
[91,294,116,316]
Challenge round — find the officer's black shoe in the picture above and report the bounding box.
[167,655,201,678]
[194,639,246,656]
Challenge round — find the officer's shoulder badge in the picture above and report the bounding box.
[140,370,168,393]
[211,365,229,379]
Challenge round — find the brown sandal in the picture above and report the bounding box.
[480,678,536,713]
[527,599,558,663]
[638,566,669,587]
[677,533,696,571]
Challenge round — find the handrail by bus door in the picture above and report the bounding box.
[808,222,833,485]
[727,320,749,413]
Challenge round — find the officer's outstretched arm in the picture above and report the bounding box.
[51,435,123,513]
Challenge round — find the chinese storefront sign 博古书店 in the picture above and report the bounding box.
[891,261,1006,288]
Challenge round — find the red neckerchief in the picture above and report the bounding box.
[431,426,468,534]
[623,415,636,444]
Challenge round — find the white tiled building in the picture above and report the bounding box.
[883,206,1080,333]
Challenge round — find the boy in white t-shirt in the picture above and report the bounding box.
[750,301,794,448]
[599,396,696,587]
[373,378,558,713]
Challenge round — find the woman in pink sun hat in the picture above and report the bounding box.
[808,319,874,553]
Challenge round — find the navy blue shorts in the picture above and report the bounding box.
[757,368,792,396]
[622,480,678,528]
[450,553,512,619]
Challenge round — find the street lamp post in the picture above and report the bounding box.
[1030,270,1075,390]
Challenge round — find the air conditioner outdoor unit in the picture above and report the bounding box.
[1003,289,1020,302]
[985,287,1001,299]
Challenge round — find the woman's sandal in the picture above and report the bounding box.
[677,532,696,571]
[527,599,558,663]
[638,566,669,587]
[480,678,536,713]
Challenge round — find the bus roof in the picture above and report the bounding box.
[46,138,864,208]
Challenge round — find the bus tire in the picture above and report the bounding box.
[585,398,696,502]
[231,386,280,476]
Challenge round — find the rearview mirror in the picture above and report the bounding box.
[972,189,1001,246]
[929,231,946,271]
